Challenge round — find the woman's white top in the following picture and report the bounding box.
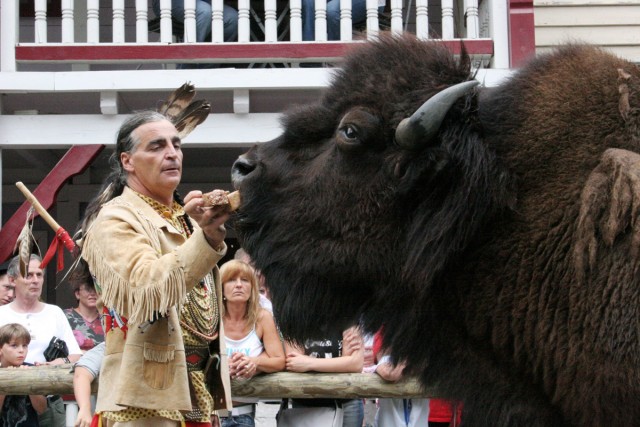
[225,327,263,358]
[225,327,264,405]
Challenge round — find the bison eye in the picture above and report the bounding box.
[336,124,363,151]
[342,125,358,140]
[337,108,381,151]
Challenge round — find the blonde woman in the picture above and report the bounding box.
[220,260,285,427]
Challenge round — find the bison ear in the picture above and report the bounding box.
[393,149,450,193]
[573,148,640,283]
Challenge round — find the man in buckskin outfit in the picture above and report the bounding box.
[79,110,232,426]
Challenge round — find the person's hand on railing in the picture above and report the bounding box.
[343,326,363,354]
[284,351,316,373]
[229,352,258,380]
[373,355,407,383]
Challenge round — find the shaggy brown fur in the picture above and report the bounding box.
[231,34,640,426]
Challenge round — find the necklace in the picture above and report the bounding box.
[138,193,220,342]
[180,275,219,342]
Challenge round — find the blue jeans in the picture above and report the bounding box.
[342,399,364,427]
[301,0,382,40]
[221,413,255,427]
[152,0,238,42]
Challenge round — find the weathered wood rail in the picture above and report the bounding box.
[0,365,438,399]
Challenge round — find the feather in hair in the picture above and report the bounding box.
[175,99,211,139]
[157,83,211,138]
[157,82,196,122]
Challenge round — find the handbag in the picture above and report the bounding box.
[277,399,344,427]
[43,336,69,362]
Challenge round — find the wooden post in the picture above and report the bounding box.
[0,366,439,399]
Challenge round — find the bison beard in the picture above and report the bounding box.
[232,34,640,427]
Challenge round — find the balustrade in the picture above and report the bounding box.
[0,0,503,71]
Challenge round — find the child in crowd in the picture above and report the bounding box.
[0,323,47,426]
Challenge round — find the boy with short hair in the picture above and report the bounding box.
[0,323,47,426]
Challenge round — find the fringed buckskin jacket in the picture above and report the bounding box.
[82,187,232,414]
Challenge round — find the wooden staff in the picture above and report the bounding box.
[15,181,63,232]
[15,181,76,270]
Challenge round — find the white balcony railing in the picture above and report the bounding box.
[1,0,506,72]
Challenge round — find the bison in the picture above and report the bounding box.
[230,34,640,426]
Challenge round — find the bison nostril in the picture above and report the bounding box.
[232,156,256,176]
[231,155,257,184]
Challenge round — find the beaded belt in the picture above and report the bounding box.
[184,345,210,372]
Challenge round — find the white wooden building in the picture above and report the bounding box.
[534,0,640,62]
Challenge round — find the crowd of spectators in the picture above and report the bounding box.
[0,246,459,427]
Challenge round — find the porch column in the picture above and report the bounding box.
[1,0,18,72]
[487,0,509,69]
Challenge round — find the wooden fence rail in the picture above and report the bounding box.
[0,365,438,399]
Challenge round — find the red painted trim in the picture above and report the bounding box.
[0,145,105,264]
[508,0,536,68]
[15,40,494,63]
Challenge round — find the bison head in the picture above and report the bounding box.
[231,35,515,346]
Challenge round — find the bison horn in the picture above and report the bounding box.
[395,80,479,150]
